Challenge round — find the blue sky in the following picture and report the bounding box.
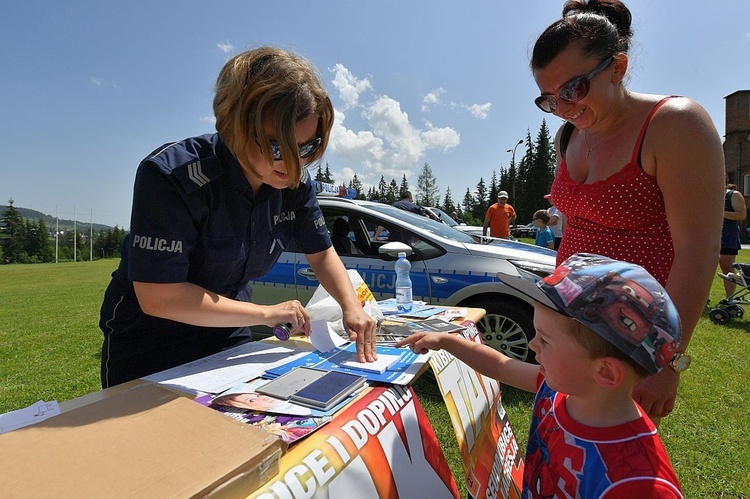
[2,1,749,229]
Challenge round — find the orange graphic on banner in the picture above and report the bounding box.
[249,385,459,498]
[430,321,525,499]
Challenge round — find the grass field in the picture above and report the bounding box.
[1,255,749,496]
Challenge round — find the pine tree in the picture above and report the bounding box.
[442,187,456,215]
[489,170,499,204]
[323,163,334,183]
[377,176,388,202]
[0,199,25,263]
[387,179,398,204]
[473,178,488,220]
[462,188,474,214]
[315,165,326,182]
[399,175,409,199]
[416,163,439,207]
[349,174,363,199]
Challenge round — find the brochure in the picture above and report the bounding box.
[380,318,466,337]
[264,342,430,385]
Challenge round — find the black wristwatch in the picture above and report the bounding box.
[668,352,691,373]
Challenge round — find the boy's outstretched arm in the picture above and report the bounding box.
[396,332,539,393]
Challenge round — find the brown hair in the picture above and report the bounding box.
[531,0,633,70]
[213,46,334,187]
[533,209,550,224]
[569,320,650,378]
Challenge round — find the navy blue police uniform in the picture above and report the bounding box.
[99,133,331,388]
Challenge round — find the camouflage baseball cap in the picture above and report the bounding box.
[498,253,681,374]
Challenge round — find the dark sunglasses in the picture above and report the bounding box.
[259,136,323,161]
[534,57,614,113]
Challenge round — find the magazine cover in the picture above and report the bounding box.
[195,393,332,445]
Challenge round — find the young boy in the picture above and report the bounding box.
[397,253,684,498]
[532,209,555,249]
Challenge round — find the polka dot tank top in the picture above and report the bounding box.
[551,97,674,285]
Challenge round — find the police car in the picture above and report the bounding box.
[250,182,557,362]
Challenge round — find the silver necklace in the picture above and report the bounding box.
[583,98,629,157]
[583,129,613,157]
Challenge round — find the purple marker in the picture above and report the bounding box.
[273,323,292,341]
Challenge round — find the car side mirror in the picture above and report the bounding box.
[378,242,412,260]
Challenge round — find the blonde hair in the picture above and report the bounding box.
[213,46,334,187]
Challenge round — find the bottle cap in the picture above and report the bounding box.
[398,252,406,258]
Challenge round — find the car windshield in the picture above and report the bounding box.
[366,203,477,244]
[426,207,458,227]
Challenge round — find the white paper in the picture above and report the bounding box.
[310,320,348,352]
[0,400,60,434]
[144,341,306,395]
[341,354,402,374]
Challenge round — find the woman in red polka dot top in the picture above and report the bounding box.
[531,0,724,425]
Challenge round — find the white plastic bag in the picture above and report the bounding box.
[305,269,384,337]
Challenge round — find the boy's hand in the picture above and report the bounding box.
[395,332,442,354]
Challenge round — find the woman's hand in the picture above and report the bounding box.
[265,300,311,335]
[342,307,377,362]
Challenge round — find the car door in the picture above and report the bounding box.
[321,207,424,302]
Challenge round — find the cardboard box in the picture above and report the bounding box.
[0,383,285,498]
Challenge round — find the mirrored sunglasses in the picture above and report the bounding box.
[534,57,614,113]
[267,136,323,161]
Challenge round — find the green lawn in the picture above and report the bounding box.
[1,255,748,496]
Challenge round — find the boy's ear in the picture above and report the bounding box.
[593,357,627,388]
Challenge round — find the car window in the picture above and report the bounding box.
[366,204,477,244]
[321,205,445,260]
[426,207,458,227]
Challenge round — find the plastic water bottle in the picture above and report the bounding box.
[395,252,413,313]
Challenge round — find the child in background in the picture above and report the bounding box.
[532,209,555,249]
[397,253,684,497]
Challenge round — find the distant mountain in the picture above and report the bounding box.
[0,205,117,233]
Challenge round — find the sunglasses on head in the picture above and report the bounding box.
[259,136,323,161]
[534,57,614,113]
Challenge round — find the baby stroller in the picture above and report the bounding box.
[709,263,750,324]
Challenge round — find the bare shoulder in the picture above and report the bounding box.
[637,94,721,163]
[648,96,719,137]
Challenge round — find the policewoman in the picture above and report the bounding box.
[99,47,377,388]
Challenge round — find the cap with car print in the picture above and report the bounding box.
[497,253,681,375]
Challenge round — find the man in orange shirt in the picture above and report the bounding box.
[483,191,516,238]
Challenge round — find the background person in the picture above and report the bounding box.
[720,183,747,298]
[397,254,684,497]
[532,0,724,423]
[99,47,377,389]
[544,193,566,250]
[532,209,555,249]
[482,191,516,238]
[392,190,430,218]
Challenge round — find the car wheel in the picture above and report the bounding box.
[470,298,536,363]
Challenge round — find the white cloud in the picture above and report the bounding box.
[326,66,461,189]
[201,115,216,124]
[330,64,372,110]
[422,88,446,112]
[465,102,492,119]
[217,41,235,54]
[90,76,118,90]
